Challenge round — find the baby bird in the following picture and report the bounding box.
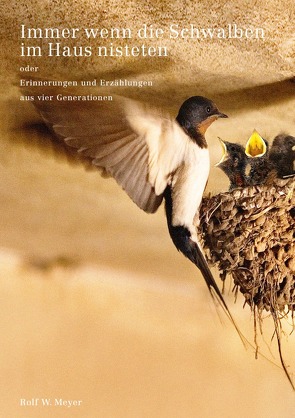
[245,130,269,186]
[216,139,248,190]
[216,130,269,189]
[269,134,295,178]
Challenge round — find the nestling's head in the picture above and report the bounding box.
[216,139,246,171]
[272,134,295,153]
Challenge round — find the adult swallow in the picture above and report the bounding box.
[245,129,269,186]
[215,139,248,189]
[21,83,235,320]
[269,134,295,178]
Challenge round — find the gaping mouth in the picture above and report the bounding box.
[215,137,227,166]
[245,129,267,157]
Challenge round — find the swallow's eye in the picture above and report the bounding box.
[206,106,211,113]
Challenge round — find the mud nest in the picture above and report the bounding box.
[199,177,295,315]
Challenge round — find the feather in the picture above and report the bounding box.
[21,78,189,213]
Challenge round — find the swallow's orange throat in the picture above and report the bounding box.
[198,116,218,135]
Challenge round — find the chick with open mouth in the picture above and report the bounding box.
[216,130,269,189]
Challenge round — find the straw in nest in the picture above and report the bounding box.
[199,177,295,315]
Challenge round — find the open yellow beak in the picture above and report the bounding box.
[245,130,267,157]
[215,137,227,166]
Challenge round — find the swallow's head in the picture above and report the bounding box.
[176,96,228,144]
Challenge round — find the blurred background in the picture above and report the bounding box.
[1,0,295,417]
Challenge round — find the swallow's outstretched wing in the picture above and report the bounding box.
[21,80,187,214]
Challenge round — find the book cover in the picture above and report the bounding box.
[1,0,295,417]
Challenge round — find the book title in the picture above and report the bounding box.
[20,24,264,58]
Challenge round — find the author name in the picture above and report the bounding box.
[20,398,83,407]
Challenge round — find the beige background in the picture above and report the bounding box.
[1,1,295,417]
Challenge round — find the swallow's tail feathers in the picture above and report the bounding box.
[182,233,247,346]
[165,206,247,346]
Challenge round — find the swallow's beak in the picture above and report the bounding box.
[215,138,228,166]
[216,111,228,119]
[245,129,267,157]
